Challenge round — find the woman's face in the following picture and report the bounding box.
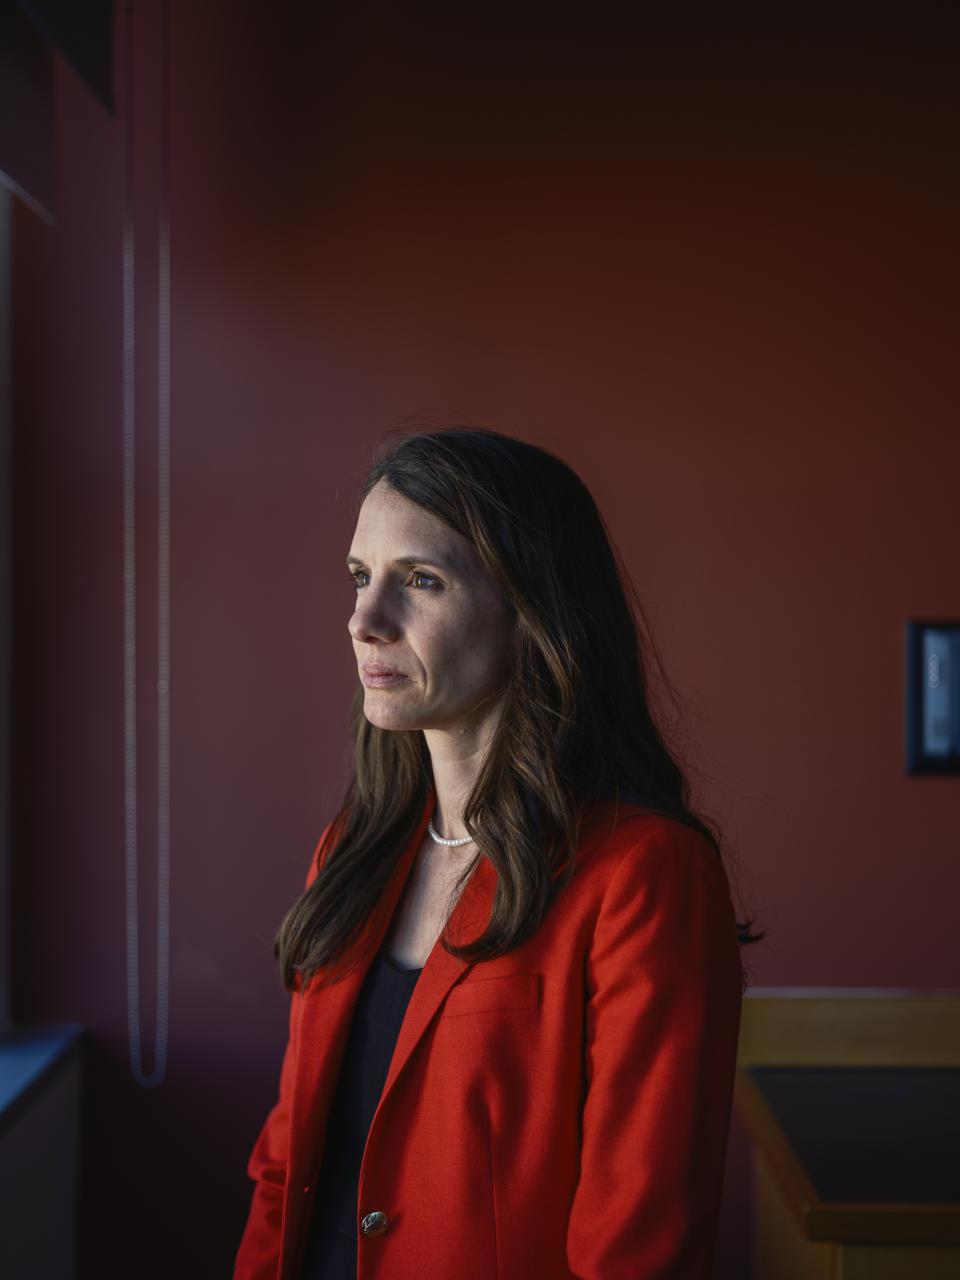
[347,479,515,739]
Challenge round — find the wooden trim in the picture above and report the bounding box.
[738,996,960,1067]
[834,1245,960,1280]
[807,1204,960,1246]
[736,1067,960,1245]
[735,1071,820,1231]
[754,1157,833,1280]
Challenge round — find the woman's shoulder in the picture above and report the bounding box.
[574,802,729,899]
[564,804,740,973]
[579,800,714,854]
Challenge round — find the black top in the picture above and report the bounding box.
[301,948,422,1280]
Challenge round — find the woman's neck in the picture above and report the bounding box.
[423,729,492,840]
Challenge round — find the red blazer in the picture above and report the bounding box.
[235,802,743,1280]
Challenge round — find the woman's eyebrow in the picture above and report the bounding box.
[345,553,457,572]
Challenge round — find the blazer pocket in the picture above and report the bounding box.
[441,973,542,1018]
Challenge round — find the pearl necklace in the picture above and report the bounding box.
[427,813,475,847]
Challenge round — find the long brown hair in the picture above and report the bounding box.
[276,428,757,990]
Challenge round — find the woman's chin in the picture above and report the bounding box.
[362,693,422,733]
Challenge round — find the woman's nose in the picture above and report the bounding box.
[348,587,401,645]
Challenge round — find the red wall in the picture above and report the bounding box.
[12,6,959,1276]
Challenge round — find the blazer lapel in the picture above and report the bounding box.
[288,803,499,1171]
[289,802,431,1164]
[383,850,498,1095]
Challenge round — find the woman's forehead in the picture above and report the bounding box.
[351,481,476,572]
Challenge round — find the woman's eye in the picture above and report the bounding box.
[349,568,438,590]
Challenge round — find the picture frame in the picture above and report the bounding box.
[905,620,960,775]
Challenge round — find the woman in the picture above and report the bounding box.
[235,429,747,1280]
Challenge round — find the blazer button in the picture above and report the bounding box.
[360,1210,390,1238]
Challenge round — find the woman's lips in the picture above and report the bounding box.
[362,666,410,689]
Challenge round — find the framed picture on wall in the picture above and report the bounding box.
[906,621,960,774]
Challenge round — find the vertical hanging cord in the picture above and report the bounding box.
[124,0,171,1088]
[154,0,172,1087]
[122,0,142,1084]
